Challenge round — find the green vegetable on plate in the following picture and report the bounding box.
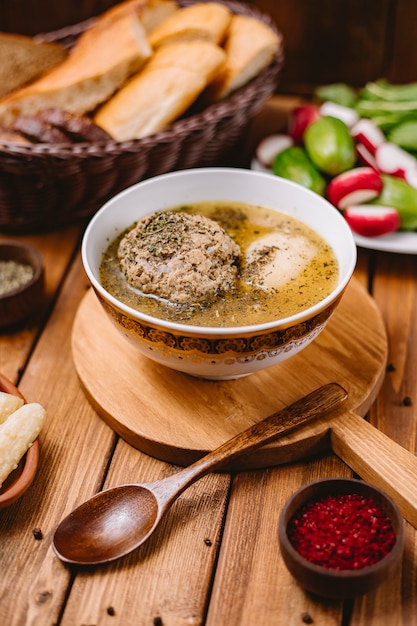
[304,116,356,176]
[387,120,417,152]
[372,174,417,231]
[315,83,357,108]
[272,146,326,195]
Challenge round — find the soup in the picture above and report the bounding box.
[99,201,339,327]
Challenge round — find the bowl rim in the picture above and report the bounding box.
[278,477,405,580]
[81,167,357,335]
[0,241,44,300]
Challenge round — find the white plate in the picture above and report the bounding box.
[250,157,417,255]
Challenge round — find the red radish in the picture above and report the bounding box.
[405,166,417,189]
[351,118,385,155]
[327,167,383,210]
[356,143,379,169]
[255,134,294,168]
[319,101,359,127]
[375,142,417,179]
[287,104,321,142]
[344,205,400,237]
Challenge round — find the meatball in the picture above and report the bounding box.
[118,211,241,305]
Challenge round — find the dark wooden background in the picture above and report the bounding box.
[0,0,416,94]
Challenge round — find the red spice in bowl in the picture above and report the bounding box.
[278,478,404,599]
[287,492,396,570]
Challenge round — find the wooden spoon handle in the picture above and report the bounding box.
[331,410,417,528]
[155,383,348,505]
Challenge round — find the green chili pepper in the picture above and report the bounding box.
[315,83,357,108]
[356,99,417,118]
[388,120,417,152]
[272,146,326,195]
[372,175,417,231]
[360,79,417,102]
[304,116,356,176]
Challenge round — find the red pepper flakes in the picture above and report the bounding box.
[287,493,396,570]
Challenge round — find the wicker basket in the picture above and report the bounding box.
[0,0,284,232]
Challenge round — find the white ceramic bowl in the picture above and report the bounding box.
[81,168,357,380]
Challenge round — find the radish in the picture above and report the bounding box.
[255,134,294,168]
[356,143,379,169]
[343,205,400,237]
[351,118,385,155]
[319,101,359,127]
[287,104,321,142]
[405,166,417,189]
[327,167,383,210]
[375,142,417,179]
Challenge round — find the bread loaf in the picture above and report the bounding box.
[204,14,281,101]
[144,38,226,82]
[0,1,280,144]
[0,11,152,126]
[0,33,67,99]
[12,115,71,143]
[93,0,177,31]
[148,2,231,47]
[37,108,112,142]
[94,39,226,141]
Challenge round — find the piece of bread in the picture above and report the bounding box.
[140,0,179,33]
[94,40,226,141]
[81,0,178,34]
[0,126,31,144]
[90,0,149,24]
[0,12,152,127]
[204,14,281,101]
[37,108,113,142]
[145,39,226,83]
[12,115,71,143]
[0,32,68,99]
[148,2,232,48]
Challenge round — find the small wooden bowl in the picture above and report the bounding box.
[278,478,405,599]
[0,241,45,328]
[0,373,39,509]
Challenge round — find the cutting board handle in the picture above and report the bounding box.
[331,410,417,528]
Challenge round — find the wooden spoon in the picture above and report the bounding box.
[53,382,347,565]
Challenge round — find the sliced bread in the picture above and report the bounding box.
[204,14,281,101]
[0,33,67,99]
[0,12,152,126]
[94,39,226,141]
[148,2,232,48]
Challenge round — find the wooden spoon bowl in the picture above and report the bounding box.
[0,373,39,509]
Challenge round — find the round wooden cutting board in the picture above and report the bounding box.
[72,277,387,469]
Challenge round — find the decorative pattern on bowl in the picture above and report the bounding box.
[97,290,342,379]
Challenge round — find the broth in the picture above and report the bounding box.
[100,201,339,327]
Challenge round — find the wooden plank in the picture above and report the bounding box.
[386,0,417,83]
[0,253,116,626]
[254,0,391,92]
[354,250,417,625]
[206,456,350,626]
[61,445,230,625]
[0,226,82,383]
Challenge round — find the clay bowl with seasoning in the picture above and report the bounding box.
[278,478,405,599]
[0,374,39,509]
[0,241,45,329]
[82,167,357,380]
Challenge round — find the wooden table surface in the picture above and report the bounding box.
[1,97,417,626]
